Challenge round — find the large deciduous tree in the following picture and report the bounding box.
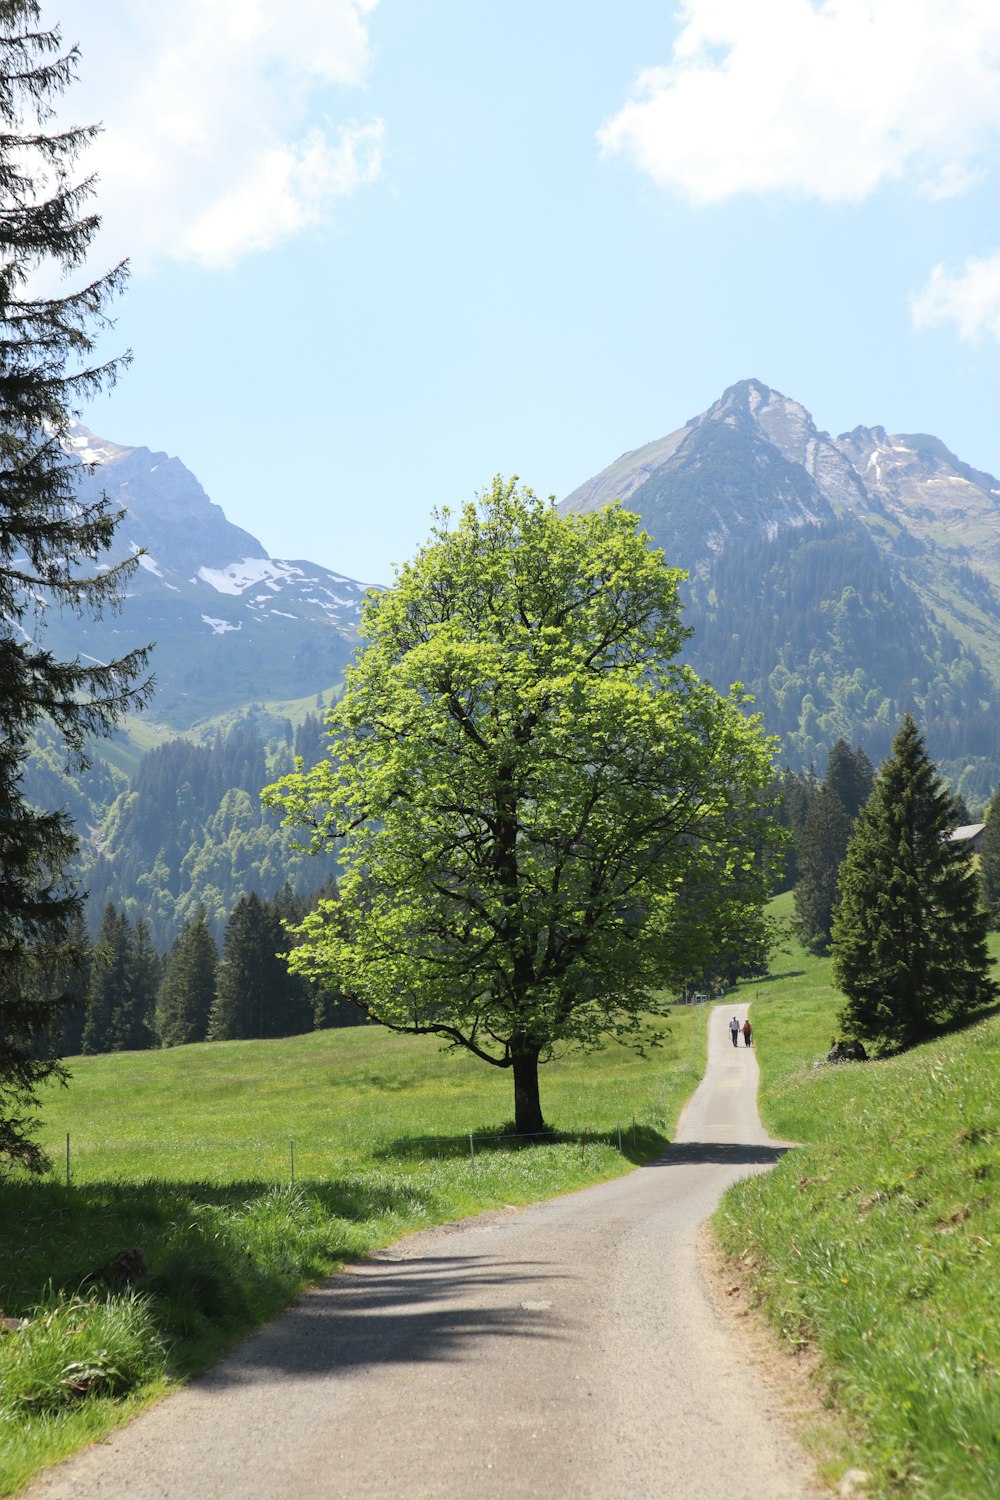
[0,3,150,1169]
[264,480,779,1133]
[831,715,997,1052]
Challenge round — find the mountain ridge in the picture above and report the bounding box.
[19,382,1000,942]
[561,378,1000,800]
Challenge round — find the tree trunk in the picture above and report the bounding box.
[512,1046,544,1136]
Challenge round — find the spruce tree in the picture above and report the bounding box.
[824,739,874,821]
[0,4,150,1168]
[113,916,159,1051]
[209,892,314,1041]
[831,716,998,1051]
[793,785,852,954]
[209,894,290,1040]
[263,891,314,1035]
[157,909,217,1046]
[772,766,818,889]
[82,904,131,1055]
[50,909,91,1056]
[979,783,1000,928]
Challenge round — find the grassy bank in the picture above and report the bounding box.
[0,1006,705,1493]
[718,912,1000,1499]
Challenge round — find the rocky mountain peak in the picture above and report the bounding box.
[49,422,370,728]
[562,378,852,555]
[68,421,265,575]
[830,424,1000,582]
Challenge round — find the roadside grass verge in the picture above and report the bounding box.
[717,919,1000,1499]
[0,1004,705,1493]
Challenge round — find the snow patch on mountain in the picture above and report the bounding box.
[201,615,241,635]
[135,550,164,577]
[65,420,133,468]
[197,558,306,595]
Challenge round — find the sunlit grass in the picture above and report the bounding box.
[719,919,1000,1499]
[37,1015,700,1186]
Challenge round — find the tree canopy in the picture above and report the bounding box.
[0,3,150,1169]
[831,715,998,1052]
[264,479,779,1132]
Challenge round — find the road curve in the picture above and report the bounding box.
[27,1006,818,1500]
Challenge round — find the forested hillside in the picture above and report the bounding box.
[23,712,337,949]
[682,521,997,777]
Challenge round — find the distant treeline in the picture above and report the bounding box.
[50,881,360,1058]
[35,729,1000,1059]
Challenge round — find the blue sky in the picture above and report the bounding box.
[56,0,1000,583]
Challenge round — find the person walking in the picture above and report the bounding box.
[743,1018,753,1047]
[729,1015,740,1048]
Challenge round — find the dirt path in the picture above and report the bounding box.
[27,1006,821,1499]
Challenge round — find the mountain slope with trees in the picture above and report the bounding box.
[73,713,340,948]
[562,378,1000,801]
[21,377,1000,954]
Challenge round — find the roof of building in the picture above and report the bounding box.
[947,823,986,842]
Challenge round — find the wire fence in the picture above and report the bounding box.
[60,1118,650,1187]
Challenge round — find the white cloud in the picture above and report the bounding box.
[55,0,384,271]
[599,1,1000,205]
[178,122,385,268]
[912,254,1000,340]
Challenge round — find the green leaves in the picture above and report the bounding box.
[264,478,779,1128]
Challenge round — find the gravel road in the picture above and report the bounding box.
[27,1005,820,1500]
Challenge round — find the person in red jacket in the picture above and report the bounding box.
[743,1018,753,1047]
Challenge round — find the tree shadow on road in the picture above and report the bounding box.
[645,1142,795,1167]
[195,1251,568,1387]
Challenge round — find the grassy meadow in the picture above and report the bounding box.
[0,1005,706,1493]
[718,896,1000,1500]
[5,892,1000,1500]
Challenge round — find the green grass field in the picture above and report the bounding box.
[5,899,1000,1499]
[0,1006,706,1493]
[718,903,1000,1500]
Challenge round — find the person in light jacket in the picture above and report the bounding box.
[729,1015,740,1047]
